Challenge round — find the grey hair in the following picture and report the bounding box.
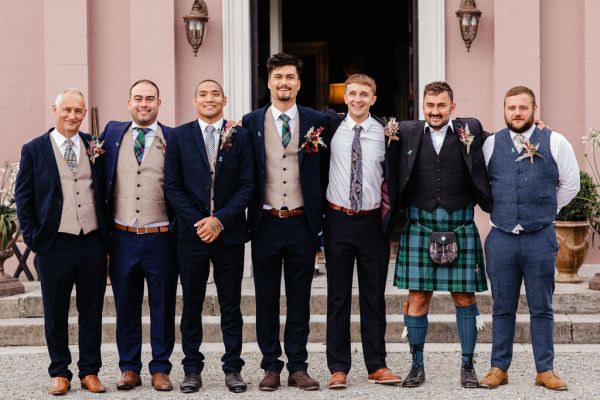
[54,88,86,107]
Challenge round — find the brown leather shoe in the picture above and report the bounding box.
[259,370,280,391]
[367,367,402,385]
[480,367,508,389]
[288,370,320,390]
[80,374,106,393]
[116,371,142,390]
[535,370,567,391]
[151,372,173,391]
[328,371,347,389]
[49,377,71,396]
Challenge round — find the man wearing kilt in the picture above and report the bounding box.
[394,81,492,388]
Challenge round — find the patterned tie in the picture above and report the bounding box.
[280,113,291,148]
[349,124,363,211]
[133,127,150,165]
[204,125,216,161]
[514,133,525,153]
[63,138,78,171]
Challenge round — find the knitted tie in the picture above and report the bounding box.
[280,113,291,148]
[63,139,78,171]
[204,125,217,161]
[349,124,363,211]
[133,127,150,165]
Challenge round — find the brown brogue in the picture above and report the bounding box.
[49,377,71,396]
[535,370,567,391]
[258,370,280,391]
[367,367,402,385]
[116,371,142,390]
[288,370,320,391]
[80,374,106,393]
[479,367,508,389]
[328,371,347,389]
[151,372,173,391]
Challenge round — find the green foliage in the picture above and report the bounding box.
[557,171,599,221]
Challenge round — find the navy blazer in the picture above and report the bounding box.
[100,120,174,222]
[14,129,109,255]
[323,111,400,238]
[397,118,492,213]
[164,120,255,245]
[242,104,329,235]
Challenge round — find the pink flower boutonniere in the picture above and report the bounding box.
[299,126,326,153]
[220,120,240,152]
[458,123,474,155]
[515,138,545,163]
[86,136,105,164]
[384,117,400,146]
[155,136,167,155]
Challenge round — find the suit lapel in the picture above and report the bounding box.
[297,106,309,167]
[191,120,211,170]
[109,123,130,188]
[256,106,267,170]
[406,121,425,176]
[41,131,61,191]
[453,120,472,173]
[215,120,227,179]
[79,132,99,193]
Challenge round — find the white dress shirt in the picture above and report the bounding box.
[425,119,454,154]
[483,124,580,232]
[130,120,159,162]
[50,128,81,164]
[198,117,223,158]
[326,115,386,210]
[271,104,298,138]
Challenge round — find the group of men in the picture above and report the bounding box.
[14,52,580,395]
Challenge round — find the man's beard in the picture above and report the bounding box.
[426,114,448,129]
[506,115,534,133]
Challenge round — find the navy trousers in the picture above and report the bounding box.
[37,231,106,380]
[485,225,557,372]
[109,229,177,374]
[324,208,390,374]
[251,214,319,373]
[178,238,245,374]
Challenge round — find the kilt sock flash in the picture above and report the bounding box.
[404,314,428,368]
[456,303,479,366]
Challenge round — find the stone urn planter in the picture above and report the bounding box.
[0,224,25,296]
[555,221,590,283]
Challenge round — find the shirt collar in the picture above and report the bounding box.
[271,104,298,122]
[50,128,81,148]
[131,120,158,134]
[345,114,374,132]
[510,124,536,140]
[424,118,454,134]
[198,118,224,134]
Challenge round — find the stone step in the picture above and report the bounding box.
[1,287,599,319]
[0,314,598,346]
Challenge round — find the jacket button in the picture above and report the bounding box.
[137,184,140,187]
[436,197,441,201]
[136,197,140,200]
[283,155,286,158]
[283,168,287,171]
[137,171,141,174]
[283,193,287,197]
[78,204,81,208]
[136,210,139,213]
[283,180,287,184]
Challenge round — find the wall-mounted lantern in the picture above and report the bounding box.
[183,0,209,57]
[456,0,482,52]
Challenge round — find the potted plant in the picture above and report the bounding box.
[555,171,597,282]
[0,161,24,296]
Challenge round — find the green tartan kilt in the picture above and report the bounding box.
[394,204,488,292]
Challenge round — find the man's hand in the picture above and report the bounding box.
[194,216,223,243]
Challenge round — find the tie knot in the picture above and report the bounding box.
[279,113,290,123]
[65,138,75,146]
[133,127,151,135]
[205,125,216,134]
[353,124,363,135]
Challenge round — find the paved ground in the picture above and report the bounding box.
[0,343,598,399]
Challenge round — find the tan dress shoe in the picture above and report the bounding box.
[81,374,106,393]
[151,372,173,391]
[328,371,347,389]
[535,370,567,391]
[367,367,402,384]
[116,370,142,390]
[49,377,71,396]
[480,367,508,389]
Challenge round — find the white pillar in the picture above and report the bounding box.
[418,0,445,118]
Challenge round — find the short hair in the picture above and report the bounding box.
[194,79,225,97]
[344,74,377,95]
[266,52,303,77]
[423,81,454,103]
[504,85,536,106]
[129,79,160,98]
[54,89,86,107]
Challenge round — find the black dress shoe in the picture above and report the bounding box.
[180,374,202,393]
[461,362,480,388]
[402,366,425,387]
[225,372,248,393]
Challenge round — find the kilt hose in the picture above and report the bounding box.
[394,204,487,293]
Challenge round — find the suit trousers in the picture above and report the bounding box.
[324,208,390,374]
[251,213,319,373]
[109,229,177,374]
[178,237,245,374]
[37,230,106,380]
[485,225,557,372]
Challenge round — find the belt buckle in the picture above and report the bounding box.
[277,209,285,218]
[345,208,356,216]
[135,226,148,235]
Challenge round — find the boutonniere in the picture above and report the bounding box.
[220,120,240,152]
[298,126,326,153]
[86,136,105,164]
[383,117,400,146]
[458,123,474,155]
[155,136,166,155]
[515,138,544,163]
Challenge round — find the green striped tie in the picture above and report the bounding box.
[280,113,291,148]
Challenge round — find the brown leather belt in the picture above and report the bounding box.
[113,223,169,234]
[328,202,379,216]
[263,207,305,218]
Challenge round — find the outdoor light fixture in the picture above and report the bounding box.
[328,83,345,105]
[456,0,482,52]
[183,0,209,56]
